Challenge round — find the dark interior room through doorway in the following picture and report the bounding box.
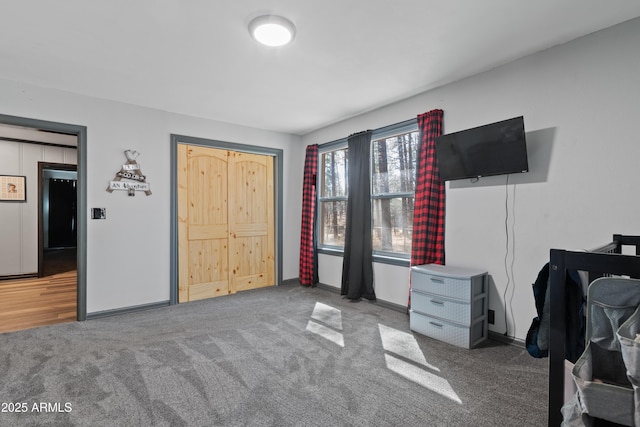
[39,163,78,277]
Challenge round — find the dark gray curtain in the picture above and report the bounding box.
[341,131,376,301]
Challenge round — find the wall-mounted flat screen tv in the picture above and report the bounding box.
[435,116,528,181]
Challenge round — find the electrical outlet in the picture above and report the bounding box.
[488,309,495,324]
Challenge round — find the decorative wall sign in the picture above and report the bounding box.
[106,150,152,196]
[0,175,26,202]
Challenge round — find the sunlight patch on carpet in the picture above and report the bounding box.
[378,324,439,371]
[305,321,344,347]
[310,302,343,330]
[379,323,462,404]
[306,302,344,347]
[384,354,462,404]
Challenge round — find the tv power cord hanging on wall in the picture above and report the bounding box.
[503,174,518,337]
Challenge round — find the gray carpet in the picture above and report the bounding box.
[0,282,548,426]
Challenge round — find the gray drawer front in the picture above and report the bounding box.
[411,290,484,325]
[410,310,486,349]
[412,272,478,301]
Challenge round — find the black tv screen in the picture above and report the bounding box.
[435,116,528,181]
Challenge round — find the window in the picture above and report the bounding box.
[317,120,418,259]
[371,129,418,256]
[318,144,348,248]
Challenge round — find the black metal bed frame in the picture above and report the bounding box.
[548,234,640,426]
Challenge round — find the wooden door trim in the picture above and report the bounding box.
[169,134,283,305]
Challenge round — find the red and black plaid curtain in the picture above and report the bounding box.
[299,144,319,286]
[409,109,445,306]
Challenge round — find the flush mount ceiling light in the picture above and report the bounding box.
[249,15,296,47]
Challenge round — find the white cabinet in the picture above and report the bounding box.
[410,264,488,349]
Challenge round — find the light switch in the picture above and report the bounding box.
[91,208,106,219]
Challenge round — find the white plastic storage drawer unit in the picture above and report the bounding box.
[410,264,488,349]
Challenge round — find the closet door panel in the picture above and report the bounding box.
[228,152,274,294]
[178,145,229,302]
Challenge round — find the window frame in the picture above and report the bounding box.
[370,119,418,264]
[316,118,419,266]
[317,138,348,254]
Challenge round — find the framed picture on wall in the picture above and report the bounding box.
[0,175,26,202]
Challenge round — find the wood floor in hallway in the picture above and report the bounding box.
[0,269,77,334]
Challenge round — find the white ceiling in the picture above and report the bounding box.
[1,1,640,136]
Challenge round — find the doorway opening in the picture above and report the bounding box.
[38,163,78,278]
[0,114,87,329]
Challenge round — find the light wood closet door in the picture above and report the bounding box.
[228,151,275,293]
[178,145,274,303]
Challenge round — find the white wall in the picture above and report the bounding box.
[0,140,76,275]
[304,18,640,340]
[0,80,304,314]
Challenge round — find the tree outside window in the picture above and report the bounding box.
[319,147,348,247]
[317,123,418,259]
[371,130,418,255]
